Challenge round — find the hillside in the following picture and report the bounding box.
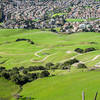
[0,29,100,100]
[0,0,100,99]
[0,29,100,68]
[0,77,19,100]
[21,71,100,100]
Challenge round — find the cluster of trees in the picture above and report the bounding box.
[61,58,79,69]
[77,63,87,69]
[16,38,34,45]
[45,58,79,70]
[0,66,50,86]
[0,58,86,86]
[75,47,96,53]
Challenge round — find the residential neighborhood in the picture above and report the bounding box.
[0,0,100,32]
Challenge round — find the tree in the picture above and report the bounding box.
[84,47,96,53]
[0,66,5,72]
[75,48,84,53]
[46,62,54,70]
[40,70,50,78]
[77,63,87,69]
[0,10,3,22]
[23,69,28,74]
[1,71,10,79]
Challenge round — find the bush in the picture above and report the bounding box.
[75,47,96,53]
[54,63,61,69]
[28,66,46,71]
[51,28,57,33]
[16,38,34,45]
[1,71,10,79]
[62,66,69,70]
[64,58,79,65]
[0,66,5,72]
[46,62,54,70]
[0,66,50,86]
[23,69,28,74]
[77,63,87,69]
[84,47,96,53]
[40,70,50,78]
[19,66,24,71]
[74,48,84,53]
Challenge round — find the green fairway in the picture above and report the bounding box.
[21,71,100,100]
[0,77,19,100]
[0,29,100,68]
[0,29,100,100]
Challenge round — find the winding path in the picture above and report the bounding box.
[31,53,56,63]
[0,52,33,56]
[34,49,49,57]
[30,48,56,63]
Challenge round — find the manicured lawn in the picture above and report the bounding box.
[0,77,19,100]
[0,29,100,68]
[21,71,100,100]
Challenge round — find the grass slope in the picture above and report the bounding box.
[0,29,100,68]
[21,71,100,100]
[0,77,19,100]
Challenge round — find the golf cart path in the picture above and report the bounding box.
[31,53,56,63]
[34,49,49,57]
[0,52,32,56]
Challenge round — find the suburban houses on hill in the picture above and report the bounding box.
[0,0,100,32]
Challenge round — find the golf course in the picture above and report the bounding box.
[0,29,100,100]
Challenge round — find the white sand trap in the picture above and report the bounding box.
[66,51,72,54]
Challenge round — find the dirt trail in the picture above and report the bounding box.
[60,53,82,63]
[61,51,100,67]
[34,49,49,57]
[0,52,32,56]
[82,55,100,64]
[31,53,56,63]
[92,55,100,61]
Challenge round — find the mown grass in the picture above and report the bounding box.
[0,77,19,99]
[20,71,100,100]
[0,29,100,68]
[0,29,100,100]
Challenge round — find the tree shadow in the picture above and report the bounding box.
[20,96,36,100]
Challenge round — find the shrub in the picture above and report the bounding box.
[1,71,10,79]
[40,70,50,78]
[64,58,79,65]
[23,69,28,74]
[28,66,46,71]
[75,47,96,53]
[62,66,69,70]
[54,63,61,69]
[77,63,87,69]
[74,48,84,53]
[51,28,57,33]
[84,47,96,53]
[46,62,54,70]
[19,66,24,71]
[0,66,5,72]
[12,67,19,71]
[16,38,34,45]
